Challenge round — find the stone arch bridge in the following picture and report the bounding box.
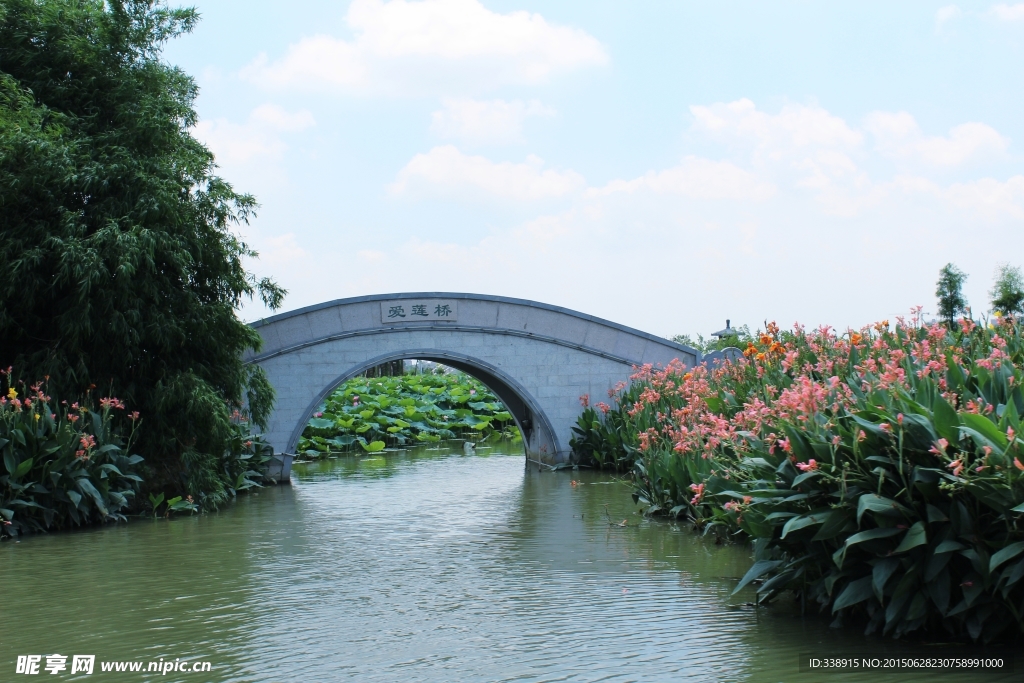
[246,293,698,480]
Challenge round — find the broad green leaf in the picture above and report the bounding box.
[989,541,1024,573]
[935,540,965,554]
[893,521,927,553]
[812,509,854,541]
[960,413,1008,450]
[13,457,34,479]
[833,576,875,612]
[75,479,108,515]
[857,494,910,524]
[782,511,830,538]
[834,527,903,568]
[732,560,782,595]
[873,557,900,600]
[360,440,386,453]
[932,395,960,444]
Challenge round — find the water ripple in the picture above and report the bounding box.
[1,448,1016,682]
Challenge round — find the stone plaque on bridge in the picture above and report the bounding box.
[380,300,458,323]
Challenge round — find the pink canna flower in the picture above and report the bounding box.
[689,482,705,505]
[796,459,818,472]
[929,438,949,456]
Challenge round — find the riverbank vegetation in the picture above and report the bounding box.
[297,369,521,459]
[572,311,1024,641]
[0,0,279,527]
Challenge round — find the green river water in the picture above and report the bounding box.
[1,444,1016,682]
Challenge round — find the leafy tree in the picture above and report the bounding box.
[0,0,284,504]
[990,263,1024,318]
[672,324,752,354]
[935,263,968,328]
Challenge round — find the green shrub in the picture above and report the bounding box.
[1,374,143,538]
[573,312,1024,640]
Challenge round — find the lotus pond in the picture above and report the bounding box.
[297,370,520,457]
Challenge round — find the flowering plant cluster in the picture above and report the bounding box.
[0,371,142,537]
[571,311,1024,641]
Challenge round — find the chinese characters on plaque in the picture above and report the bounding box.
[380,300,458,323]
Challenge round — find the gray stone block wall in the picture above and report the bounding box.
[247,293,698,477]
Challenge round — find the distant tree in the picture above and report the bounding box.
[672,324,752,354]
[935,263,968,328]
[990,264,1024,319]
[0,1,284,503]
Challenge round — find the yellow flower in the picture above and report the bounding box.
[7,387,16,400]
[34,414,40,421]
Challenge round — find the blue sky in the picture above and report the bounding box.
[164,0,1024,337]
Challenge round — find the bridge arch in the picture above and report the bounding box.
[246,293,698,479]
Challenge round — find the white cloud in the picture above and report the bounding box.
[390,145,585,200]
[430,98,555,145]
[192,104,315,165]
[588,156,776,201]
[690,99,863,156]
[256,232,309,266]
[238,93,1024,339]
[990,3,1024,20]
[943,175,1024,218]
[240,0,608,95]
[864,111,1008,166]
[935,5,962,29]
[688,99,866,206]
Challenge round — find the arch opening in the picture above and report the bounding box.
[284,349,560,467]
